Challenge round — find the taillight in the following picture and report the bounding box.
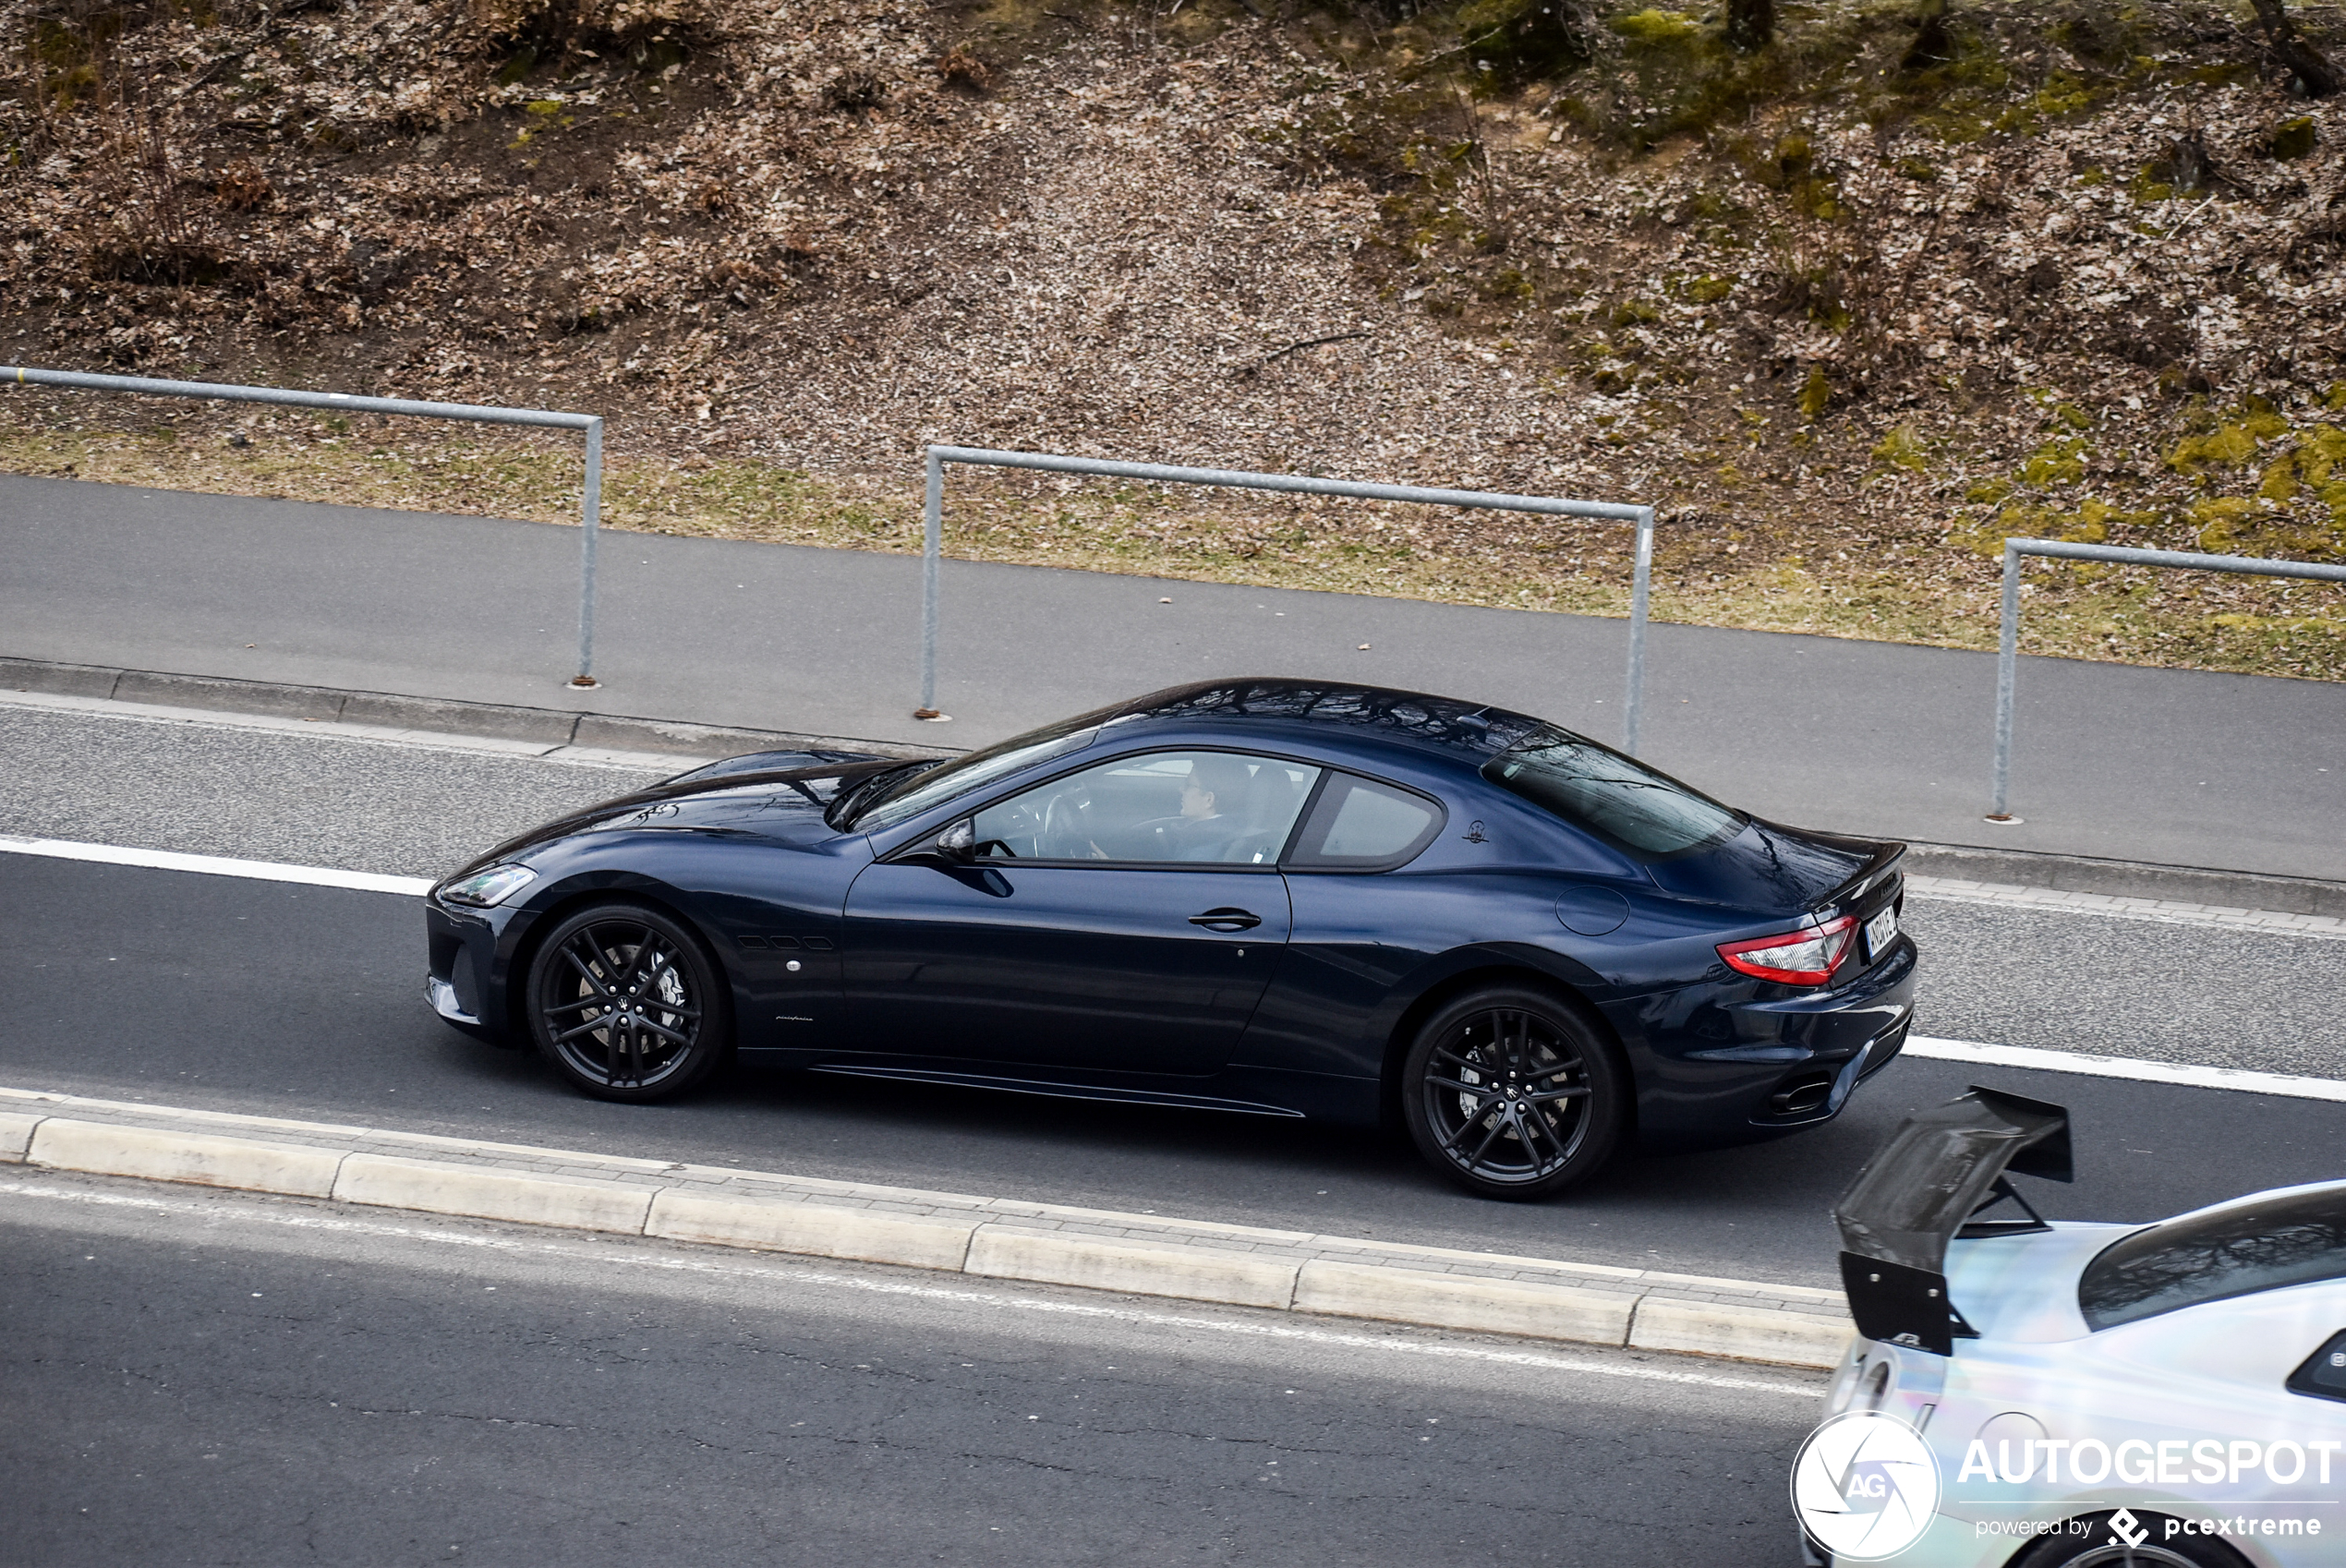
[1717,915,1857,986]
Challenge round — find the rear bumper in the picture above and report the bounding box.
[1626,935,1918,1147]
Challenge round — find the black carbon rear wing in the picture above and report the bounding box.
[1832,1087,2072,1355]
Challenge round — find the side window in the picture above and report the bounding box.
[1286,773,1445,871]
[969,751,1321,865]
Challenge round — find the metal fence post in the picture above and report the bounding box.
[1985,536,2346,821]
[1625,506,1654,756]
[574,416,602,687]
[917,446,945,718]
[917,445,1649,733]
[1989,540,2022,820]
[5,366,605,690]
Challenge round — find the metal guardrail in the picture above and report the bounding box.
[921,446,1659,751]
[1991,536,2346,819]
[5,367,607,686]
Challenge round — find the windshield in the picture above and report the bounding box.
[1481,727,1742,857]
[850,718,1104,830]
[2079,1186,2346,1331]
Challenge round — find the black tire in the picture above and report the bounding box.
[1399,984,1627,1200]
[525,902,732,1103]
[2006,1514,2251,1568]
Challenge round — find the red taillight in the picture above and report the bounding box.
[1717,915,1858,986]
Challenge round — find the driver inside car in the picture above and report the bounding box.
[1151,754,1255,861]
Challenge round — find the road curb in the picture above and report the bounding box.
[0,1086,1852,1370]
[30,1116,343,1199]
[0,655,949,764]
[1902,840,2346,921]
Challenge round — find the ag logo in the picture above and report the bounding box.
[1791,1411,1941,1562]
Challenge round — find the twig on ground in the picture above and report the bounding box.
[1252,331,1373,370]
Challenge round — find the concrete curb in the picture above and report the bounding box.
[0,1087,1851,1370]
[0,656,949,764]
[1901,841,2346,921]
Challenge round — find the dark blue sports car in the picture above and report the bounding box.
[425,680,1917,1199]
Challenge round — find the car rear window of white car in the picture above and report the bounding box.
[2079,1186,2346,1331]
[1480,728,1741,857]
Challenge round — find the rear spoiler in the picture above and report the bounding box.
[1832,1087,2072,1355]
[1813,838,1906,919]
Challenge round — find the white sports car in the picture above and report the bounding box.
[1800,1087,2346,1568]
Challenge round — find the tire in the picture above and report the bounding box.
[1399,984,1627,1200]
[2007,1514,2251,1568]
[525,902,732,1103]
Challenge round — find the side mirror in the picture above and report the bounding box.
[935,818,976,864]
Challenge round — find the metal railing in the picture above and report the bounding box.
[1991,537,2346,819]
[5,366,607,686]
[920,446,1659,750]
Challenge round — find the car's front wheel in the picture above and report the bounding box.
[1400,985,1626,1200]
[526,902,731,1102]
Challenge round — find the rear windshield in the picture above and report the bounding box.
[1481,728,1742,857]
[2079,1186,2346,1331]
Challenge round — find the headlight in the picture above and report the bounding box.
[435,863,538,908]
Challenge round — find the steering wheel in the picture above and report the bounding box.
[1039,790,1098,859]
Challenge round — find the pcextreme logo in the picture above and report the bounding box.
[1791,1411,1941,1562]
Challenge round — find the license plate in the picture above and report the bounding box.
[1862,904,1900,960]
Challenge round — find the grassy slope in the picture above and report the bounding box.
[1,0,2340,679]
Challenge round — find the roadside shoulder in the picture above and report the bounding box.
[0,1085,1854,1370]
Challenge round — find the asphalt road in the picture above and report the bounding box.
[8,852,2344,1289]
[4,697,2343,1288]
[7,475,2345,875]
[6,694,2343,1074]
[0,701,669,881]
[1,1169,1823,1568]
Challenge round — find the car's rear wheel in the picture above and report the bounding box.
[2008,1514,2249,1567]
[526,903,731,1103]
[1400,985,1626,1200]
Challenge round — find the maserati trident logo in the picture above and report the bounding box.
[1791,1412,1941,1561]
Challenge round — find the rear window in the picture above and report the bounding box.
[1481,728,1741,857]
[2079,1187,2346,1331]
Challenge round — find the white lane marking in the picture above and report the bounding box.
[0,834,433,897]
[1907,879,2346,942]
[0,1176,1820,1399]
[1907,1035,2346,1104]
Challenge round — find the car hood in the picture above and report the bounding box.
[448,754,914,878]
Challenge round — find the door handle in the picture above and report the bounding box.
[1189,908,1262,932]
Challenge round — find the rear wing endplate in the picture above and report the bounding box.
[1832,1086,2071,1355]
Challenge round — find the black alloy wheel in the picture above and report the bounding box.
[1400,986,1626,1200]
[526,903,731,1103]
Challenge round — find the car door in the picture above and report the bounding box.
[839,749,1320,1077]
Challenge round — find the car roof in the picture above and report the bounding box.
[1083,678,1550,766]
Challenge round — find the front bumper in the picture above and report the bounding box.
[425,897,518,1043]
